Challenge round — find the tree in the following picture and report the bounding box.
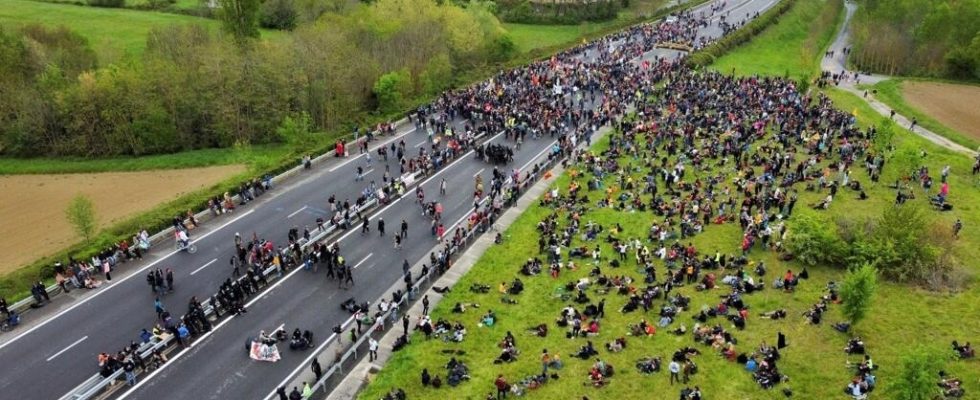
[65,194,97,243]
[218,0,262,43]
[839,264,877,325]
[372,69,410,115]
[277,112,316,151]
[890,347,944,400]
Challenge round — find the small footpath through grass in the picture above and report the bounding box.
[865,79,980,151]
[710,0,843,78]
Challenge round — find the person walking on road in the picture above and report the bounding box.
[154,298,165,319]
[401,219,409,239]
[402,314,410,335]
[378,218,385,236]
[356,166,364,182]
[422,295,430,315]
[362,217,370,234]
[440,178,447,196]
[394,234,402,250]
[344,266,354,289]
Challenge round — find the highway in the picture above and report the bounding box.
[0,0,778,399]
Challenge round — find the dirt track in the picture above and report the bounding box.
[0,165,244,275]
[903,81,980,142]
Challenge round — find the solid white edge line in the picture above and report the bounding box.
[190,259,219,276]
[0,209,256,351]
[46,336,88,362]
[121,127,508,396]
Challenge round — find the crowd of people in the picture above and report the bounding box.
[359,0,978,398]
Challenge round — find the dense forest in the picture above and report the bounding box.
[850,0,980,80]
[0,0,512,157]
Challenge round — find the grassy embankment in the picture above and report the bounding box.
[709,0,843,78]
[361,0,979,399]
[864,79,980,151]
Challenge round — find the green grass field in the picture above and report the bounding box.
[505,22,614,54]
[711,0,843,78]
[864,79,980,151]
[0,0,281,60]
[360,88,980,399]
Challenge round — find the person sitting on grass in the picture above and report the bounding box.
[575,341,599,359]
[481,310,497,327]
[605,337,627,353]
[952,341,975,359]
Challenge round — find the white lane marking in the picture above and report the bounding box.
[352,253,374,270]
[190,259,219,276]
[414,141,427,148]
[262,315,357,400]
[474,168,484,178]
[287,206,308,219]
[361,168,375,176]
[0,209,255,351]
[46,336,88,362]
[520,139,558,173]
[118,129,506,393]
[328,154,364,172]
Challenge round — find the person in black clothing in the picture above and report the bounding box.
[288,386,302,400]
[378,218,385,236]
[311,358,322,381]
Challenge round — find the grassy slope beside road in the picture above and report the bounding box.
[360,104,980,400]
[710,0,842,78]
[866,79,980,151]
[361,1,980,398]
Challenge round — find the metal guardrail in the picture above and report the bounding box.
[297,125,572,400]
[58,128,498,400]
[4,117,418,320]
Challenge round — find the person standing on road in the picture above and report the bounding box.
[394,234,402,250]
[369,337,379,362]
[401,219,409,239]
[362,217,370,234]
[344,266,354,288]
[103,261,112,282]
[166,268,174,292]
[378,218,385,236]
[311,358,322,381]
[440,178,447,196]
[356,166,364,182]
[422,295,430,315]
[154,298,165,319]
[402,314,410,335]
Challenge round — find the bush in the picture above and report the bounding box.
[889,346,944,400]
[87,0,126,7]
[784,211,846,267]
[260,0,298,30]
[839,264,877,325]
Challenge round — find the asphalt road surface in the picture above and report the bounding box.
[0,0,777,399]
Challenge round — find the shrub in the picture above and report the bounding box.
[87,0,126,7]
[260,0,299,30]
[889,346,944,400]
[784,211,845,267]
[839,264,877,325]
[373,69,411,115]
